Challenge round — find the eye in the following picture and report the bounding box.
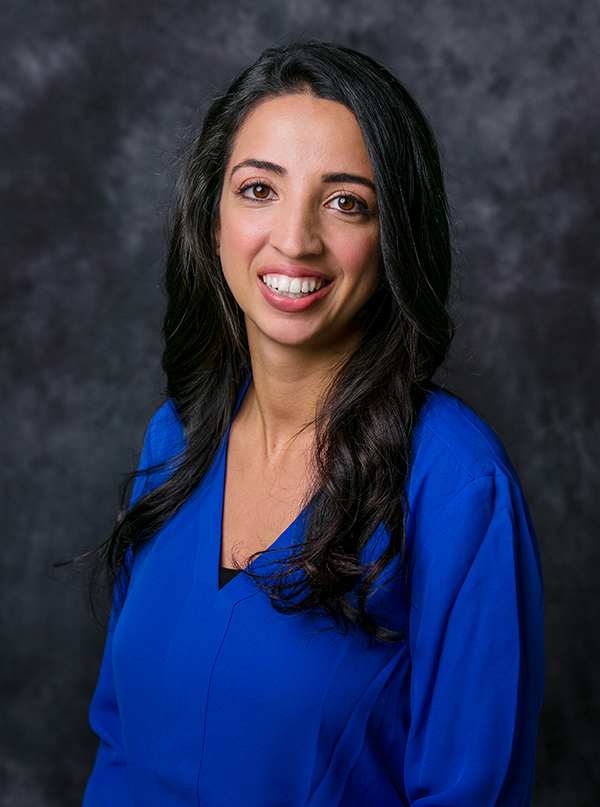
[326,194,369,215]
[239,182,275,201]
[336,195,356,211]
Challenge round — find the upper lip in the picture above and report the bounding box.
[258,265,332,281]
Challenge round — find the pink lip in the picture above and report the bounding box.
[257,274,332,312]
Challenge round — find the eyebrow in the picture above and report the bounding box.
[230,159,285,178]
[322,173,376,193]
[229,160,376,193]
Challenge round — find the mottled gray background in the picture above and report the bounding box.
[1,0,598,804]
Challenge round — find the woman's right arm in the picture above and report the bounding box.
[82,624,130,806]
[82,402,183,806]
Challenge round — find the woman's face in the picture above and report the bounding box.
[217,93,380,355]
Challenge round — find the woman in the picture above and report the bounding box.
[83,42,544,806]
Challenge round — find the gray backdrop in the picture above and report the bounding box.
[1,1,598,804]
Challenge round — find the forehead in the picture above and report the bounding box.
[228,93,373,178]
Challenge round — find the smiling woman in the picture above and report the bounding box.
[217,94,382,570]
[82,42,544,807]
[217,95,380,347]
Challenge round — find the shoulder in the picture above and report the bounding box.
[130,401,186,503]
[412,386,517,485]
[142,399,186,467]
[405,389,542,647]
[406,387,534,561]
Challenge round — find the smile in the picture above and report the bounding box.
[261,274,328,299]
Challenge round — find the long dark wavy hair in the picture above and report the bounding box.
[96,41,453,642]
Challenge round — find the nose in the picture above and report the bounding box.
[268,199,324,259]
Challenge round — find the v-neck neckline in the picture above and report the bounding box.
[214,377,306,592]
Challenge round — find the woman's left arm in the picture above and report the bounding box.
[404,473,544,806]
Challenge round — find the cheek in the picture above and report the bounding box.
[334,231,380,286]
[218,213,267,264]
[218,212,270,306]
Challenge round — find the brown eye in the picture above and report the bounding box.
[239,182,274,201]
[337,196,356,211]
[252,184,270,198]
[327,194,368,214]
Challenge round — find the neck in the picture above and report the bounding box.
[239,327,355,460]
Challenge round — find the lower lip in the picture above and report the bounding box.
[258,277,332,312]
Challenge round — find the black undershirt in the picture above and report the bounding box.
[219,566,242,589]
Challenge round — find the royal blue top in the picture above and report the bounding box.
[83,387,544,806]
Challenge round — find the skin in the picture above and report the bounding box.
[216,93,380,568]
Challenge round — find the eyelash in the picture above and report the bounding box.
[236,181,373,217]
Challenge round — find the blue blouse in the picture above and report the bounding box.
[83,387,544,806]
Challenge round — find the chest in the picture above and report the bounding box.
[113,490,411,805]
[220,425,312,568]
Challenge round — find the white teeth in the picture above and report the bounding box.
[261,274,327,299]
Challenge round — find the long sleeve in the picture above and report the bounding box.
[81,388,544,806]
[83,403,182,806]
[82,623,131,806]
[403,473,544,806]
